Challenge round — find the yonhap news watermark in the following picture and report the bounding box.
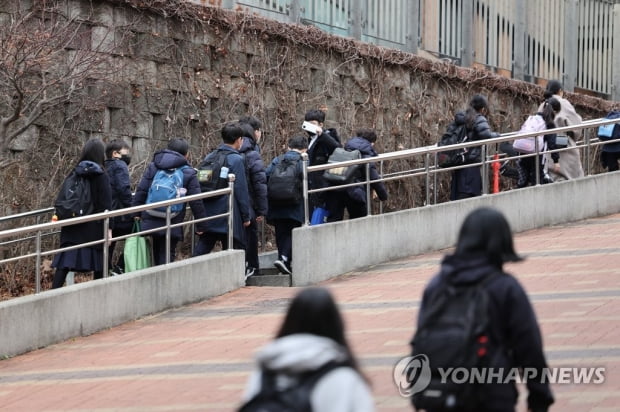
[393,355,606,397]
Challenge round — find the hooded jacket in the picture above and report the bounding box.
[344,136,388,203]
[104,157,133,229]
[242,334,375,412]
[417,254,554,412]
[59,160,112,249]
[132,149,208,238]
[238,136,268,218]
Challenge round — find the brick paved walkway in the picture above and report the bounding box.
[1,214,619,411]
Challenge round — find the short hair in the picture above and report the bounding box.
[221,122,246,144]
[240,122,255,139]
[355,128,377,143]
[167,138,189,156]
[455,207,523,269]
[239,115,262,131]
[79,138,106,166]
[304,109,326,124]
[288,135,308,150]
[469,94,489,112]
[105,139,130,159]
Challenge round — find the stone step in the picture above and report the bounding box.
[245,267,291,287]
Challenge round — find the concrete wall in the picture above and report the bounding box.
[0,250,244,358]
[291,171,620,286]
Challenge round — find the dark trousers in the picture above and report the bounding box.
[326,191,367,222]
[52,268,102,289]
[273,219,301,265]
[245,218,259,269]
[601,151,620,171]
[151,235,179,266]
[194,232,244,255]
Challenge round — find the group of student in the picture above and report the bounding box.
[50,109,389,288]
[448,80,586,201]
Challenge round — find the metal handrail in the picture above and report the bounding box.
[302,116,620,224]
[0,175,237,294]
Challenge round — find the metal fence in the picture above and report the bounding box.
[202,0,620,99]
[3,117,620,298]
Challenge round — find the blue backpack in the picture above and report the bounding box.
[598,111,620,141]
[145,166,187,218]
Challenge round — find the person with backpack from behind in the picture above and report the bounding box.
[327,128,388,222]
[194,122,251,256]
[409,207,554,412]
[303,109,342,217]
[238,116,268,279]
[239,287,375,412]
[104,139,133,275]
[516,99,561,188]
[52,139,112,288]
[450,95,500,201]
[132,138,208,266]
[265,136,308,275]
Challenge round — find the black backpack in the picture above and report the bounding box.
[54,169,94,220]
[410,272,499,411]
[238,361,345,412]
[437,122,470,168]
[322,148,362,185]
[268,155,302,205]
[197,150,230,192]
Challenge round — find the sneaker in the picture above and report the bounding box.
[274,260,292,275]
[245,266,256,280]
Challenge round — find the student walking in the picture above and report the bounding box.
[410,207,554,412]
[265,136,308,275]
[450,95,500,200]
[194,122,252,255]
[238,116,268,278]
[132,138,208,266]
[52,139,112,288]
[104,139,133,274]
[239,287,375,412]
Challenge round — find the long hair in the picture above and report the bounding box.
[455,207,523,269]
[465,94,489,130]
[276,287,365,378]
[79,139,105,166]
[540,97,561,129]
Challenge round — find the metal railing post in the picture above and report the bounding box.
[227,174,236,249]
[365,163,371,216]
[584,128,591,176]
[461,0,474,67]
[103,217,110,277]
[613,4,620,101]
[165,207,172,264]
[481,145,489,195]
[425,153,431,205]
[302,153,310,226]
[513,0,526,80]
[35,230,42,294]
[563,0,579,92]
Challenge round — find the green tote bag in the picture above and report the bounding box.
[124,221,151,272]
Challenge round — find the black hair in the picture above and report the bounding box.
[288,135,308,150]
[105,139,130,159]
[167,138,189,156]
[544,80,563,99]
[455,207,523,269]
[465,94,490,129]
[221,122,246,144]
[276,287,366,380]
[355,128,378,143]
[80,138,106,166]
[304,109,326,124]
[240,122,255,139]
[540,97,561,128]
[239,115,262,131]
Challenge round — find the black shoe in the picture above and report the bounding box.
[274,260,292,275]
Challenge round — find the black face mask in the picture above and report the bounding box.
[120,154,131,166]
